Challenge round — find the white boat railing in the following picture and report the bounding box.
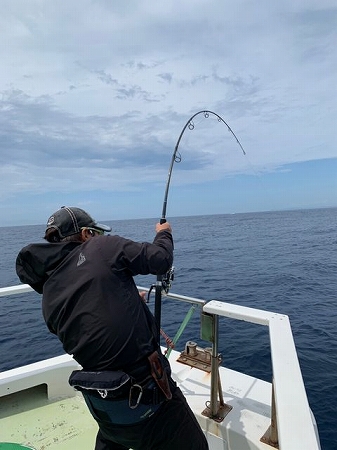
[203,300,321,450]
[0,284,321,450]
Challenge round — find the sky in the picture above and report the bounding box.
[1,0,337,227]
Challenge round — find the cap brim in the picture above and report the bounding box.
[94,222,112,232]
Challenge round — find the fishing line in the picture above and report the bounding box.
[154,110,246,342]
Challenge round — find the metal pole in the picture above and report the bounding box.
[210,313,219,417]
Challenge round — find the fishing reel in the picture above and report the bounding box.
[162,266,175,294]
[147,266,175,302]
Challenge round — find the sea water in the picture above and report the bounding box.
[1,208,336,450]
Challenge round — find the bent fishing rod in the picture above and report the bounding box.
[153,110,246,343]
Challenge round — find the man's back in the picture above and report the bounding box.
[42,235,163,371]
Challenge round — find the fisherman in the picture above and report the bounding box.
[16,206,208,450]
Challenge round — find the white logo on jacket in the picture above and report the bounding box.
[77,252,86,266]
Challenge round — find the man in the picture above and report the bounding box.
[16,206,208,450]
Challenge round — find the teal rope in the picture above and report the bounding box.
[166,305,196,359]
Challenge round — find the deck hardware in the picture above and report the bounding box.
[201,362,233,422]
[202,312,233,422]
[201,312,214,342]
[261,381,279,448]
[177,312,233,422]
[177,342,213,372]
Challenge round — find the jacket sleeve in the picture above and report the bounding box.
[16,245,46,294]
[106,231,173,276]
[16,242,80,294]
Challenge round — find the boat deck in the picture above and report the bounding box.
[0,385,97,449]
[0,356,273,450]
[0,286,321,450]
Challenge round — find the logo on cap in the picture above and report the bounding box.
[47,216,55,226]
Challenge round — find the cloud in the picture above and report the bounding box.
[0,0,337,224]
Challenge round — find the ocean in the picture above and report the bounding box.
[1,208,336,450]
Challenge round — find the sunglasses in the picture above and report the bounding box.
[81,227,104,236]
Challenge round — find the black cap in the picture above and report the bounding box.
[45,206,111,238]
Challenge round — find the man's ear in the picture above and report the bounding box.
[81,228,92,241]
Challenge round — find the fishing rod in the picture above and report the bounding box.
[154,110,246,343]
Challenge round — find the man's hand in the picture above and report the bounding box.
[156,222,172,233]
[139,291,147,303]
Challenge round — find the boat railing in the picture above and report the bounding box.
[0,284,320,450]
[142,286,320,450]
[202,300,320,450]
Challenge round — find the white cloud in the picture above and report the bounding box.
[0,0,337,223]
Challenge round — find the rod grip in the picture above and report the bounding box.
[160,218,167,224]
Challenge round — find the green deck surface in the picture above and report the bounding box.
[0,386,97,450]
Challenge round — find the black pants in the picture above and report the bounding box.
[85,385,209,450]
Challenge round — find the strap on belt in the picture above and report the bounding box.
[147,350,172,400]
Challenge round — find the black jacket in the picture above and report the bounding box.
[16,231,173,371]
